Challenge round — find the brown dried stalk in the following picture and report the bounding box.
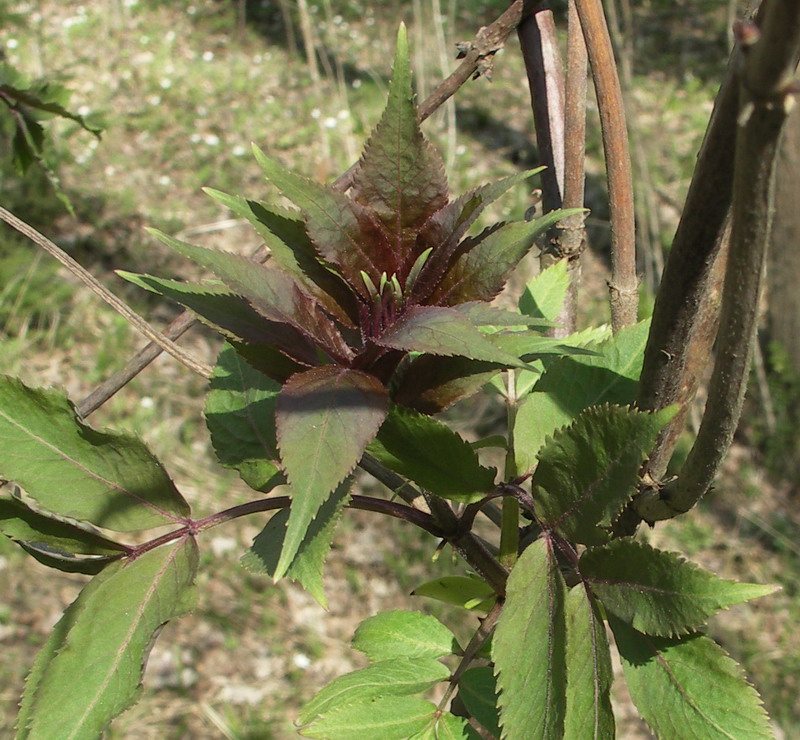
[574,0,637,332]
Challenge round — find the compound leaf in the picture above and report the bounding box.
[564,586,615,740]
[582,539,778,637]
[205,343,284,492]
[0,375,188,531]
[352,610,458,662]
[19,537,198,740]
[275,367,388,579]
[493,537,567,739]
[610,618,773,740]
[532,405,676,545]
[367,404,495,502]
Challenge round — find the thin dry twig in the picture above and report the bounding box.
[574,0,637,332]
[0,206,213,379]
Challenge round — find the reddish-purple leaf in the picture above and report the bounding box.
[350,25,448,270]
[275,367,389,579]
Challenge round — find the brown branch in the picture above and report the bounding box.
[574,0,637,332]
[0,206,213,379]
[636,1,800,522]
[517,1,565,214]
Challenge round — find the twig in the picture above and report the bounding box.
[573,0,637,332]
[636,2,800,522]
[517,1,565,214]
[0,206,213,379]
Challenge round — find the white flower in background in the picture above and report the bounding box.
[310,108,321,119]
[204,133,220,146]
[160,78,172,89]
[202,50,214,62]
[6,39,18,49]
[293,653,311,670]
[157,175,171,186]
[324,117,337,129]
[232,145,246,157]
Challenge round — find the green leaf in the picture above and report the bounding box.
[519,260,570,321]
[412,576,496,612]
[18,538,198,740]
[202,188,358,326]
[300,696,436,739]
[582,539,778,637]
[253,145,394,293]
[376,305,533,370]
[15,542,116,575]
[514,320,650,473]
[532,405,676,545]
[489,331,599,360]
[452,302,555,329]
[0,495,126,556]
[433,210,584,305]
[275,367,388,579]
[205,343,284,492]
[493,537,567,739]
[0,375,188,531]
[352,610,458,662]
[299,658,449,726]
[117,271,319,370]
[564,586,615,740]
[241,480,351,608]
[409,713,471,740]
[147,229,353,362]
[367,405,495,502]
[393,354,501,414]
[610,618,774,740]
[458,667,501,738]
[351,25,448,268]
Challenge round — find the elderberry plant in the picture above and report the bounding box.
[0,26,778,740]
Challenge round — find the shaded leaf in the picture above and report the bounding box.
[409,713,471,740]
[205,343,285,492]
[393,354,501,415]
[275,367,388,579]
[118,271,320,369]
[452,302,555,329]
[564,586,615,740]
[367,404,495,502]
[299,658,449,726]
[241,480,351,608]
[300,696,436,739]
[610,618,774,740]
[519,260,570,321]
[493,537,567,739]
[16,542,116,575]
[0,375,188,531]
[253,145,394,292]
[582,539,778,637]
[458,667,501,738]
[489,331,599,360]
[351,25,448,268]
[0,495,126,555]
[376,305,532,370]
[203,188,358,326]
[19,538,198,739]
[412,576,496,612]
[532,405,676,545]
[432,210,583,305]
[147,229,353,362]
[352,610,458,662]
[514,320,650,473]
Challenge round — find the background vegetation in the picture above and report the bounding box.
[1,0,797,737]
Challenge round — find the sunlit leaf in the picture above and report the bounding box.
[564,586,615,739]
[299,658,449,726]
[352,610,458,662]
[532,405,676,545]
[0,375,188,531]
[205,343,284,492]
[582,539,778,637]
[300,696,436,739]
[610,618,774,740]
[351,25,448,269]
[275,367,388,579]
[18,538,198,739]
[409,713,471,740]
[519,260,570,321]
[241,480,351,608]
[493,537,567,739]
[367,404,495,502]
[412,576,496,612]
